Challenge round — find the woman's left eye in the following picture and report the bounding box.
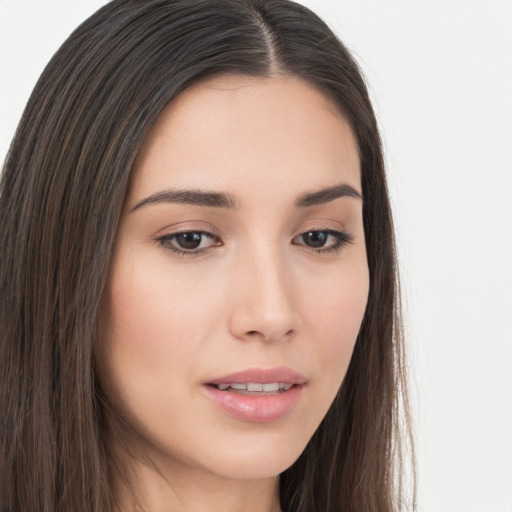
[292,229,353,254]
[157,231,221,255]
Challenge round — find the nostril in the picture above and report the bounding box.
[242,328,295,343]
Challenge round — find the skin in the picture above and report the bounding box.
[98,74,369,512]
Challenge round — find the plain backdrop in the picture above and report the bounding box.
[1,1,511,511]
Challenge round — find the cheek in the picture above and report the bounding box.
[300,256,369,385]
[321,273,368,349]
[98,258,209,420]
[105,256,215,366]
[98,266,221,461]
[106,277,176,377]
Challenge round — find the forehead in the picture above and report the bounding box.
[130,74,361,205]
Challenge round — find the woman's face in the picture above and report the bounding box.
[99,75,369,482]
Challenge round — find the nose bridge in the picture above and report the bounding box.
[229,239,297,342]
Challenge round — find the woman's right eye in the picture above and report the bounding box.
[157,231,221,256]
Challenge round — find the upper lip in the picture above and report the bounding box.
[206,366,307,386]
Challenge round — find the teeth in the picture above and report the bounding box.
[214,382,294,392]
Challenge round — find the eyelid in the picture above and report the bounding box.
[156,229,222,257]
[292,227,354,254]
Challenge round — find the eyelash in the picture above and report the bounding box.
[156,229,353,257]
[156,230,220,257]
[293,229,353,254]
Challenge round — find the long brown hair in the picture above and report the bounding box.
[0,1,415,510]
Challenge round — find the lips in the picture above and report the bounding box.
[203,367,306,423]
[214,382,293,394]
[207,367,307,386]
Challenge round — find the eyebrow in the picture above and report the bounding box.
[131,183,362,212]
[294,183,362,208]
[131,189,239,211]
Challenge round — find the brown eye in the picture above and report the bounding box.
[301,231,328,248]
[157,231,221,255]
[293,229,353,254]
[175,232,203,250]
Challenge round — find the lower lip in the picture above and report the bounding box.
[202,385,303,423]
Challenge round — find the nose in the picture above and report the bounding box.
[228,248,298,343]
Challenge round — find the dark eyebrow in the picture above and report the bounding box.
[131,183,362,213]
[131,189,239,212]
[295,183,362,208]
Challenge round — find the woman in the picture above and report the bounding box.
[0,0,415,511]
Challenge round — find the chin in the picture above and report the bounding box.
[200,444,303,481]
[191,425,312,480]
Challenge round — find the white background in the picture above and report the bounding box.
[1,1,511,511]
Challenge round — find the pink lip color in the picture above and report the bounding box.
[208,367,307,386]
[203,367,306,423]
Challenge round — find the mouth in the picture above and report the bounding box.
[203,367,306,423]
[206,366,307,387]
[207,382,295,395]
